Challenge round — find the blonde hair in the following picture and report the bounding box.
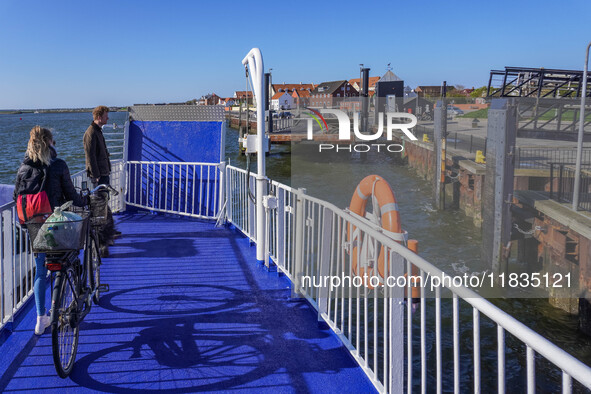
[26,126,53,166]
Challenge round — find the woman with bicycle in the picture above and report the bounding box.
[14,126,87,335]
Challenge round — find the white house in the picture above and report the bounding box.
[271,92,293,111]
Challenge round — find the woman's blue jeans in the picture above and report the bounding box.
[34,253,47,316]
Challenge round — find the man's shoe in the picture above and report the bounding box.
[100,245,109,258]
[35,315,51,335]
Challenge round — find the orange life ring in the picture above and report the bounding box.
[348,175,421,298]
[348,175,401,289]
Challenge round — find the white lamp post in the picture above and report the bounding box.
[242,48,267,264]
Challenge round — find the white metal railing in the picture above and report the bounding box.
[126,161,224,220]
[101,122,126,162]
[0,203,35,332]
[224,164,591,393]
[225,165,258,240]
[272,117,293,132]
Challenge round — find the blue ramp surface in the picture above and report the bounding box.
[0,213,376,393]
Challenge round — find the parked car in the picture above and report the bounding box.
[447,106,464,116]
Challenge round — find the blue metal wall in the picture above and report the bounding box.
[128,121,223,163]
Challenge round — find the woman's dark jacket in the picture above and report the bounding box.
[13,151,86,209]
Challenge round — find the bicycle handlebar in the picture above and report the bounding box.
[90,184,119,196]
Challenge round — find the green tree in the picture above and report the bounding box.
[470,86,488,98]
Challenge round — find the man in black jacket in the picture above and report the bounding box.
[84,105,111,186]
[84,106,119,257]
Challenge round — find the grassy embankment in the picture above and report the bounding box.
[458,108,488,119]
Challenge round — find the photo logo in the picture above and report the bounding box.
[302,108,418,153]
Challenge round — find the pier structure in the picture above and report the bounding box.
[487,67,591,140]
[396,97,591,330]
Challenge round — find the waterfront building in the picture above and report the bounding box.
[291,88,311,109]
[233,91,254,106]
[271,91,293,111]
[348,76,380,94]
[310,80,358,109]
[197,93,222,105]
[270,83,316,97]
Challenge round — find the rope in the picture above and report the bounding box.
[447,172,460,180]
[370,177,381,227]
[369,177,407,246]
[513,223,544,236]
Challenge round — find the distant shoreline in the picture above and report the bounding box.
[0,107,128,115]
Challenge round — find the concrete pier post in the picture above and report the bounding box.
[433,101,447,209]
[482,98,517,276]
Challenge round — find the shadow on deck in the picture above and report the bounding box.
[0,212,375,393]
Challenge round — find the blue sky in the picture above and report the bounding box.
[0,0,589,109]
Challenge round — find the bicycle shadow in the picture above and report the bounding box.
[65,230,371,392]
[70,301,356,393]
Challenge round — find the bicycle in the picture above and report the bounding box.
[28,184,118,378]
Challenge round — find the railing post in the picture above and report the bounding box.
[277,187,285,268]
[559,165,564,201]
[317,206,333,322]
[226,165,233,223]
[121,120,130,212]
[550,163,554,199]
[216,162,225,221]
[389,250,405,394]
[0,212,5,328]
[248,173,256,240]
[293,188,306,295]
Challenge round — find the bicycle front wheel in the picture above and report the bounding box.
[87,234,101,305]
[51,267,80,378]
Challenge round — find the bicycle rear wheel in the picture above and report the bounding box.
[87,234,101,305]
[51,267,80,378]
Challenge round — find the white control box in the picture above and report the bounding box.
[244,134,270,154]
[263,195,278,209]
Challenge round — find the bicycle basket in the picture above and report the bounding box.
[27,211,89,253]
[90,192,109,226]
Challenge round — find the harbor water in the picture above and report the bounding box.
[1,112,590,391]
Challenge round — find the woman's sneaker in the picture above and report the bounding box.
[35,315,51,335]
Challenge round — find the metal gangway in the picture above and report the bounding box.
[487,67,591,138]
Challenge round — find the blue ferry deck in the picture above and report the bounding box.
[0,212,376,393]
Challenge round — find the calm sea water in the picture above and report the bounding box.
[1,112,590,390]
[0,111,129,184]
